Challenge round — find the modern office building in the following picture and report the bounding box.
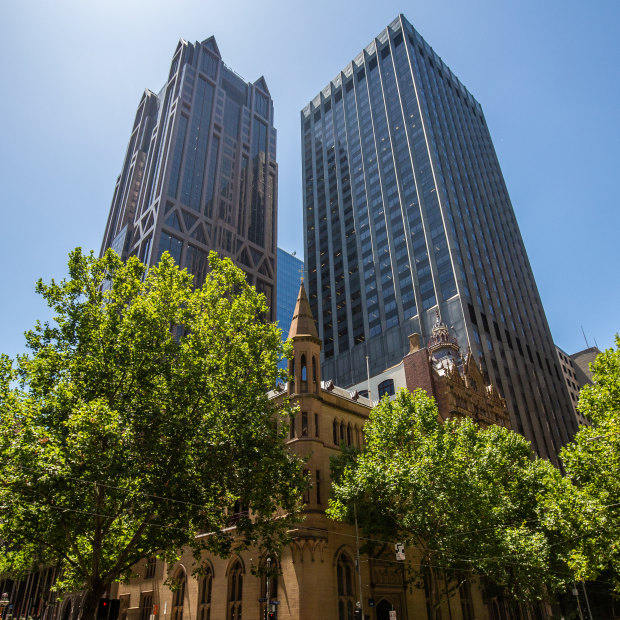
[277,247,304,339]
[555,344,600,427]
[101,36,278,317]
[570,346,600,383]
[302,14,576,460]
[555,345,590,426]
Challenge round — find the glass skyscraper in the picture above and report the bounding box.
[277,248,304,337]
[276,248,304,370]
[102,36,278,317]
[302,14,576,459]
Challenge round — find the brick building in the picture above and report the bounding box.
[350,311,510,430]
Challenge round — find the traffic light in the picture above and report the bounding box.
[267,613,276,620]
[97,599,110,620]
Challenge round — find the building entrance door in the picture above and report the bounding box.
[376,599,394,620]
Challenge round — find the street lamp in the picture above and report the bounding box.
[0,593,10,620]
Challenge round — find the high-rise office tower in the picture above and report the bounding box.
[277,248,304,336]
[302,14,576,459]
[102,37,278,317]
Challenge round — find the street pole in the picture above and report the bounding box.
[265,558,271,620]
[581,581,592,620]
[354,503,364,619]
[573,584,584,620]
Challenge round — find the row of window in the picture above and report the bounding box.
[135,554,355,620]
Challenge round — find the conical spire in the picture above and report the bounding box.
[288,282,319,340]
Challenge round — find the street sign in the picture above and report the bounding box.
[395,542,405,561]
[389,611,397,620]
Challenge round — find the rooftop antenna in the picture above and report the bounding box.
[581,325,590,349]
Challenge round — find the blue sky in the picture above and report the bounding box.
[1,0,618,361]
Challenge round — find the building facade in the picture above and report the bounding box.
[555,345,600,426]
[101,36,278,317]
[302,14,576,460]
[100,284,527,620]
[570,346,600,384]
[350,313,511,430]
[277,248,304,340]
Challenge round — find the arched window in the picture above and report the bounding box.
[171,569,186,620]
[301,354,307,382]
[228,560,243,620]
[378,379,395,398]
[340,422,345,443]
[198,567,213,620]
[347,424,352,447]
[312,356,317,384]
[336,554,355,620]
[354,426,360,447]
[333,419,338,445]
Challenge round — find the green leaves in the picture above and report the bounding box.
[328,389,569,604]
[545,335,620,591]
[0,248,304,600]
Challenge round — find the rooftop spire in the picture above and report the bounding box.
[288,282,319,341]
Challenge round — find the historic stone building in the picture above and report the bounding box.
[98,285,515,620]
[3,286,526,620]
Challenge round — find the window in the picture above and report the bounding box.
[301,412,308,437]
[316,470,322,505]
[314,413,320,437]
[171,570,186,620]
[198,567,213,620]
[228,560,243,620]
[333,419,338,445]
[138,593,153,620]
[289,414,296,439]
[145,556,156,579]
[303,469,310,504]
[336,554,355,620]
[119,595,130,620]
[378,379,395,398]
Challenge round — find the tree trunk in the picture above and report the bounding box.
[78,582,109,620]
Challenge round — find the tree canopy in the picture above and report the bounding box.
[543,335,620,593]
[0,249,304,618]
[328,389,570,606]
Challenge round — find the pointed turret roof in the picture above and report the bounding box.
[288,282,319,341]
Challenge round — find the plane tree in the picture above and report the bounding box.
[328,389,571,608]
[0,249,304,619]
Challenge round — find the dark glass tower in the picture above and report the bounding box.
[302,14,576,459]
[102,36,278,317]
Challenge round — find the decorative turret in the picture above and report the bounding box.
[427,309,461,365]
[287,282,321,395]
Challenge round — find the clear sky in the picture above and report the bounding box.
[1,0,618,362]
